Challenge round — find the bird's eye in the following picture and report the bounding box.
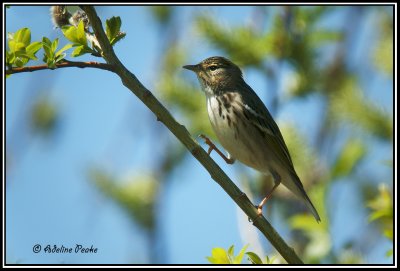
[209,65,218,71]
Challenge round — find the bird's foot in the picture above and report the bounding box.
[198,134,235,164]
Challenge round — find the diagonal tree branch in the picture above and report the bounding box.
[81,6,303,265]
[6,60,114,75]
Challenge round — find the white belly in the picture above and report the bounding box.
[206,95,263,170]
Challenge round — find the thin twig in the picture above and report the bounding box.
[6,60,114,75]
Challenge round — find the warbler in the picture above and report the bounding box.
[183,56,320,222]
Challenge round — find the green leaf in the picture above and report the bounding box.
[246,252,263,264]
[264,255,276,264]
[55,54,66,63]
[14,57,24,67]
[110,32,126,46]
[42,37,54,63]
[62,21,87,46]
[76,20,87,45]
[51,38,59,53]
[228,245,235,262]
[16,52,37,61]
[8,40,26,53]
[55,43,74,58]
[71,45,92,57]
[42,44,51,58]
[26,41,42,55]
[12,27,31,46]
[6,51,15,65]
[386,249,393,257]
[62,25,75,41]
[7,29,36,60]
[227,245,234,256]
[12,49,36,66]
[105,16,125,46]
[47,59,57,69]
[42,36,52,46]
[206,248,231,264]
[206,245,252,264]
[233,244,249,264]
[42,43,53,62]
[106,16,122,41]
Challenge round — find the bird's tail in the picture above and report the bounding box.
[301,190,321,223]
[283,172,321,222]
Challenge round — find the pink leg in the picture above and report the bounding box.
[257,180,281,216]
[199,134,235,164]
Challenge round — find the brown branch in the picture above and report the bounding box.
[6,60,114,75]
[81,6,304,264]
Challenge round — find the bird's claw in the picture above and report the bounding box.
[198,134,215,155]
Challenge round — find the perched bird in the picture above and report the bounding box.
[183,56,320,222]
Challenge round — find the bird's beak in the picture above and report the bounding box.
[182,64,199,72]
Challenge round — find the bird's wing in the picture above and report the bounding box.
[238,82,298,177]
[234,83,323,221]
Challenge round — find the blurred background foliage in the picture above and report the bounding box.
[97,5,394,264]
[6,5,393,264]
[142,6,393,264]
[90,6,393,264]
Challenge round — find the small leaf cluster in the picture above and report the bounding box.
[61,16,126,56]
[6,14,126,72]
[105,16,126,46]
[367,184,393,257]
[42,37,73,68]
[61,20,95,57]
[206,244,275,264]
[6,28,42,68]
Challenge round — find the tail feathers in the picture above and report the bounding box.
[302,192,321,223]
[281,171,321,222]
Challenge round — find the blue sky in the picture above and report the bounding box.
[5,5,393,264]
